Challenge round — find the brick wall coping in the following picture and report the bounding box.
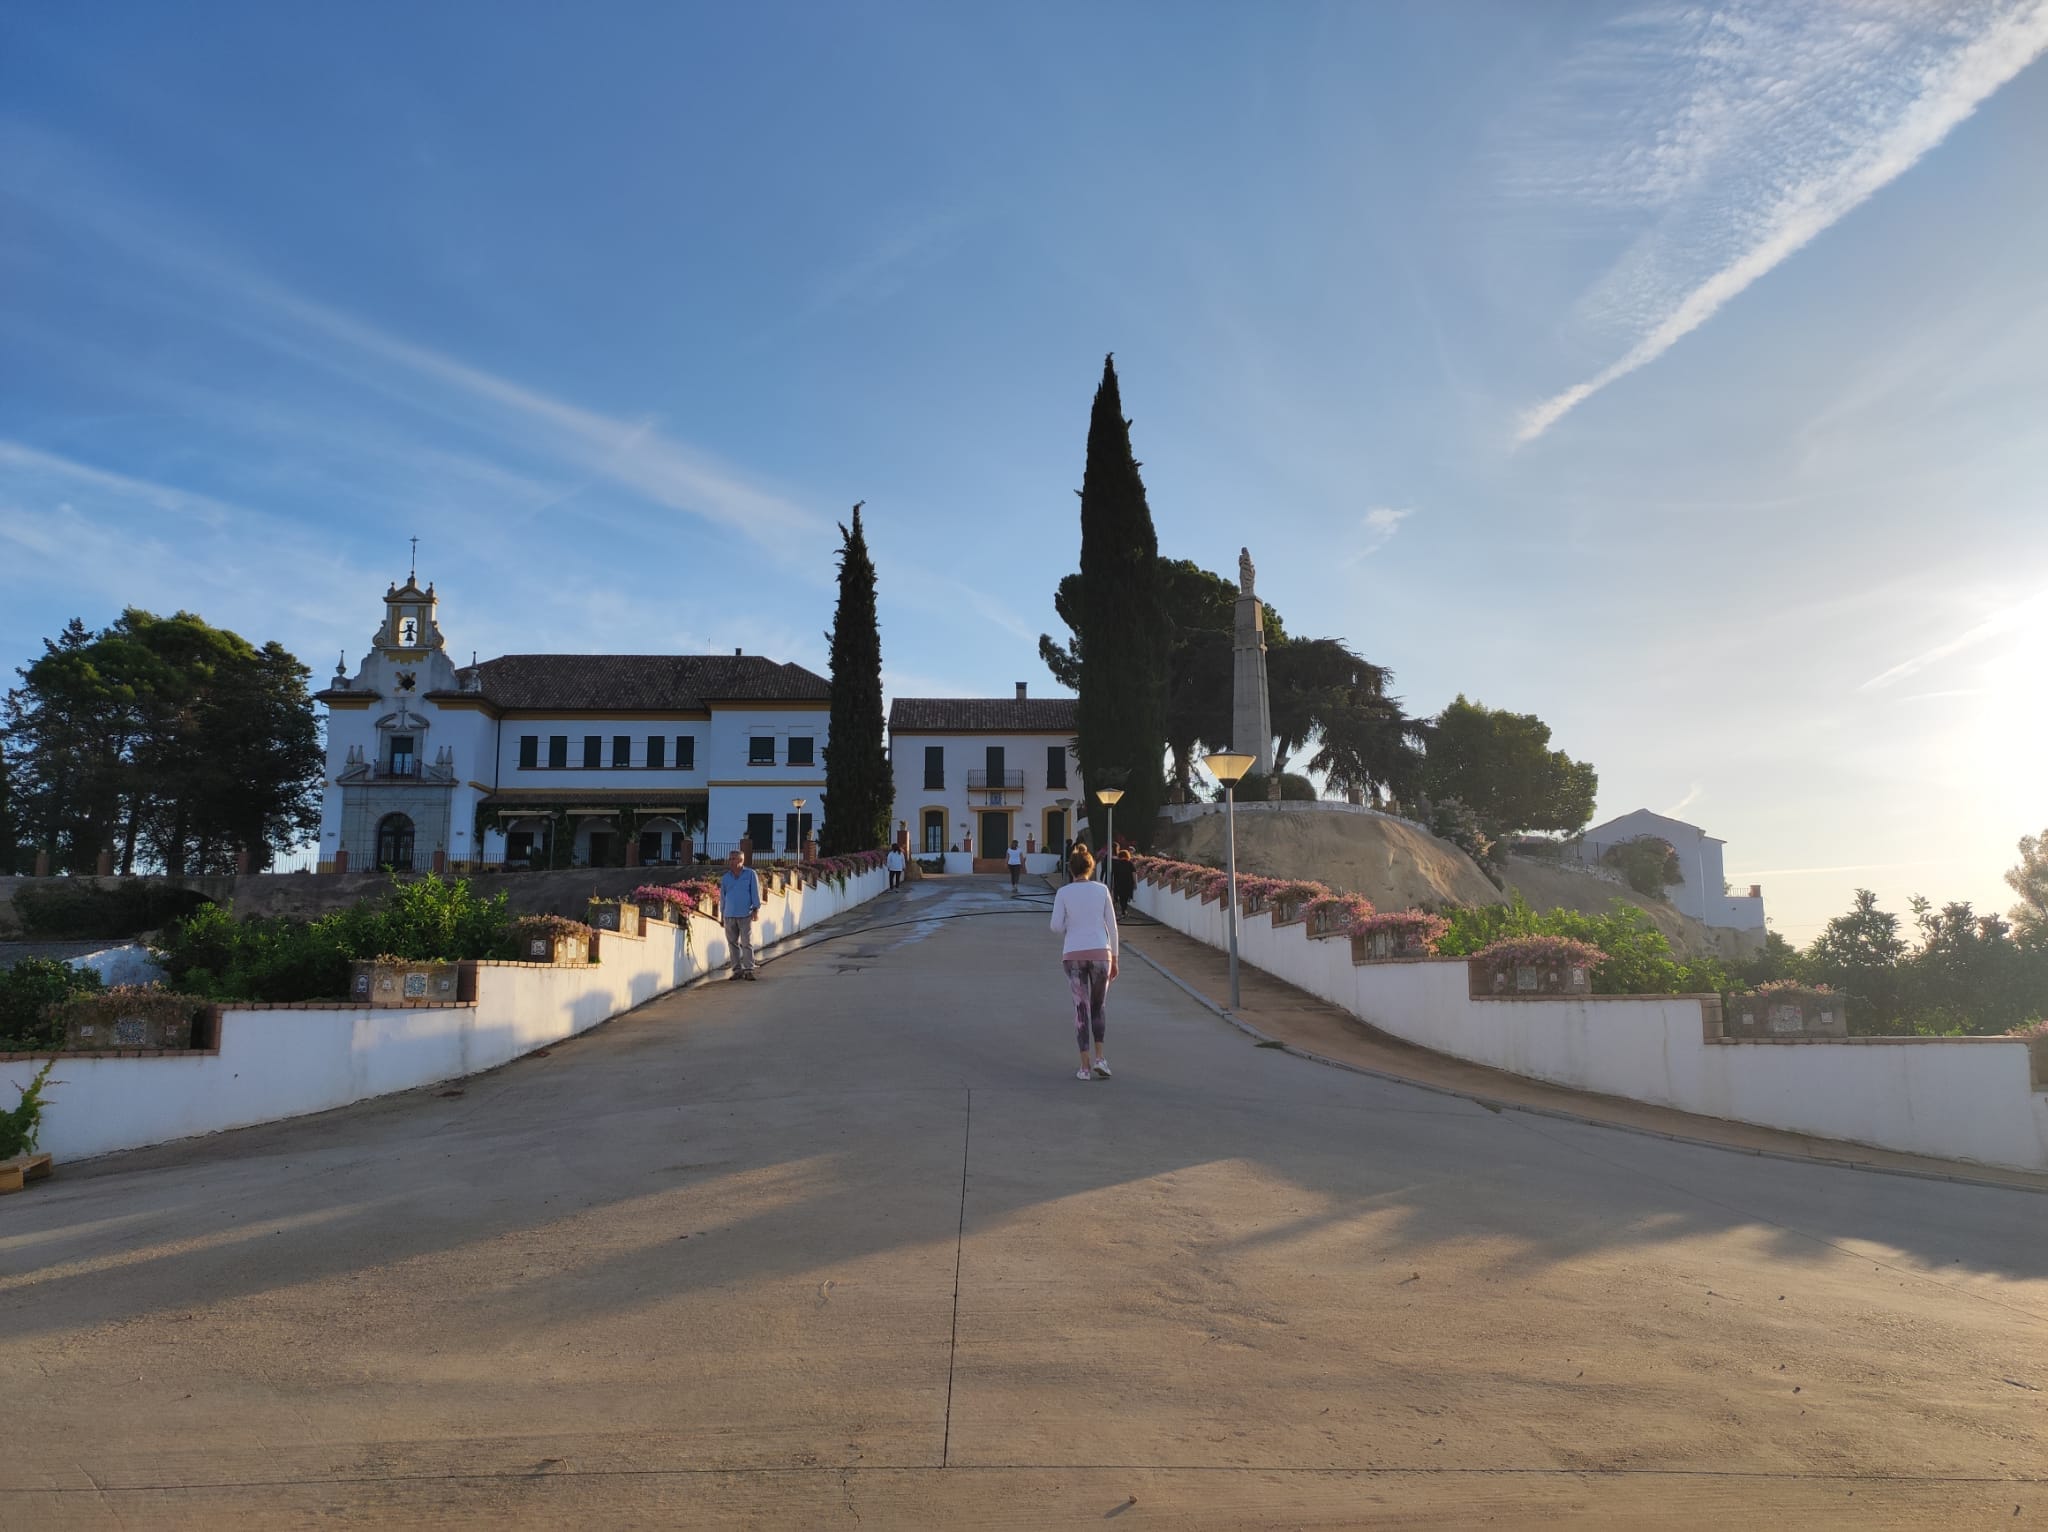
[3,1046,222,1062]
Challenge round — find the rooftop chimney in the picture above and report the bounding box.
[734,647,742,656]
[1015,682,1027,701]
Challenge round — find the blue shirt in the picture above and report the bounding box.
[719,866,762,918]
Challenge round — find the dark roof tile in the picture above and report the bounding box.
[472,654,828,711]
[888,697,1078,732]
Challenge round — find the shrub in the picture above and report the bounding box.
[0,1058,59,1159]
[1601,836,1682,898]
[1351,909,1451,951]
[152,876,518,1003]
[1436,894,1730,995]
[0,959,104,1052]
[1473,935,1605,972]
[1225,771,1319,803]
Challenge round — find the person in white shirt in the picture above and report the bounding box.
[1005,838,1024,893]
[885,846,905,889]
[1048,843,1119,1080]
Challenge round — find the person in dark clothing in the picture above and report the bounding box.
[1110,847,1137,919]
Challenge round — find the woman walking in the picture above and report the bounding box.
[1050,843,1119,1080]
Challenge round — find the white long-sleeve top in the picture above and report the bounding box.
[1050,877,1119,960]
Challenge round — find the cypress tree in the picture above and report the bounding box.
[1073,355,1170,850]
[821,503,891,854]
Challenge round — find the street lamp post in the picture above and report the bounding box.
[1201,750,1256,1010]
[1094,787,1124,862]
[791,798,806,860]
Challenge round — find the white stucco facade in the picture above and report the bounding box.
[1574,808,1766,932]
[888,689,1082,864]
[317,576,832,870]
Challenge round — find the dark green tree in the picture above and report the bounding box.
[821,503,890,854]
[1419,695,1597,838]
[1068,355,1170,849]
[0,742,18,874]
[2006,828,2048,944]
[5,610,322,874]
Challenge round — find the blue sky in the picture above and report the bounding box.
[3,1,2045,941]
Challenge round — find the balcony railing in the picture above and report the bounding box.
[339,760,456,784]
[966,769,1025,790]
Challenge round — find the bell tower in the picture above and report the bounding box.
[374,576,446,658]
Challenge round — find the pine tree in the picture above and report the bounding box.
[821,503,891,854]
[1073,355,1170,850]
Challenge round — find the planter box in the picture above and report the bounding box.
[1724,992,1849,1039]
[521,931,593,965]
[1269,899,1308,927]
[1353,930,1431,962]
[636,900,676,927]
[348,959,475,1007]
[1468,958,1591,998]
[587,901,643,938]
[60,995,201,1050]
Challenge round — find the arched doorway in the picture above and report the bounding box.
[377,813,416,871]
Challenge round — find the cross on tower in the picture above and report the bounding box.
[409,536,419,580]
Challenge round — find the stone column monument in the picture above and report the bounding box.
[1232,547,1274,777]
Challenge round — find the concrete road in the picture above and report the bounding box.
[3,877,2044,1528]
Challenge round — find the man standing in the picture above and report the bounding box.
[720,848,762,980]
[1006,838,1024,894]
[885,845,905,889]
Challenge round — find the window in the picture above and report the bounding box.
[388,735,416,777]
[924,745,944,790]
[748,736,775,766]
[922,809,945,854]
[582,735,602,769]
[675,735,696,770]
[518,735,538,770]
[745,812,775,851]
[1046,745,1066,789]
[613,735,631,768]
[547,735,568,769]
[647,735,665,770]
[785,811,813,851]
[787,736,814,766]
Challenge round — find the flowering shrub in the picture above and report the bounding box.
[1351,909,1450,951]
[1472,936,1603,972]
[1305,893,1375,932]
[1273,880,1330,905]
[2007,1018,2047,1039]
[1747,978,1835,996]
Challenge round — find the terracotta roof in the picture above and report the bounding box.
[889,697,1078,732]
[469,654,829,711]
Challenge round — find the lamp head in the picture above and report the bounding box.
[791,797,806,810]
[1094,787,1125,805]
[1202,750,1256,786]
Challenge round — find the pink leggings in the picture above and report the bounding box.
[1063,958,1109,1051]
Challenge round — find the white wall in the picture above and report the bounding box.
[891,730,1080,856]
[10,867,889,1164]
[1135,875,2048,1173]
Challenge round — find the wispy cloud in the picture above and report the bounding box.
[1351,505,1412,561]
[0,127,825,553]
[1858,587,2048,690]
[1664,782,1702,816]
[1513,1,2048,443]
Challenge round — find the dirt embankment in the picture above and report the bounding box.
[1156,809,1755,961]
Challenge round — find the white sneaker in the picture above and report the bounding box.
[1075,1067,1093,1081]
[1092,1059,1112,1078]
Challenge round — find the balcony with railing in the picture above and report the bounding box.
[966,768,1025,804]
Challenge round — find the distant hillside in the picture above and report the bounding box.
[1155,808,1760,961]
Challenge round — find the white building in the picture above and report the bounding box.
[1574,809,1765,932]
[316,576,831,871]
[888,686,1080,871]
